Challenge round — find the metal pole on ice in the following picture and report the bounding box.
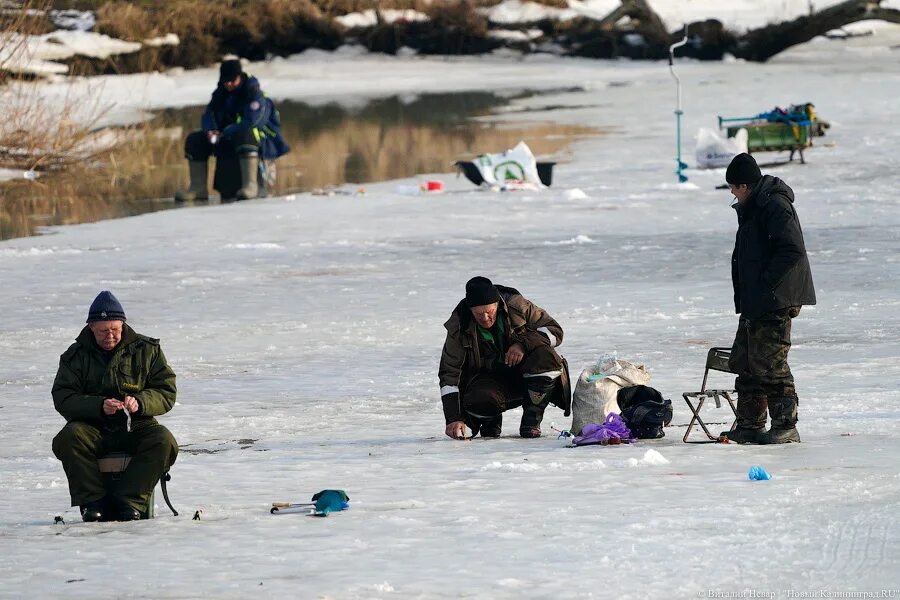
[669,25,689,183]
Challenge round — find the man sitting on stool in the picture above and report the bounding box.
[175,58,289,201]
[439,277,571,439]
[52,291,178,521]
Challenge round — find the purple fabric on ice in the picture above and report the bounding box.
[574,413,633,446]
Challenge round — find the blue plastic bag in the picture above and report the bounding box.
[312,489,350,516]
[748,466,772,481]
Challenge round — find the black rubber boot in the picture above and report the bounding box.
[480,416,502,438]
[762,396,800,444]
[519,401,547,439]
[721,427,767,444]
[80,498,106,523]
[111,496,141,521]
[721,395,767,444]
[519,373,555,439]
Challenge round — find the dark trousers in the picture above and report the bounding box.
[729,306,801,427]
[462,345,563,431]
[184,128,258,161]
[52,419,178,511]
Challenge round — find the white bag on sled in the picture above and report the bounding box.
[570,354,651,436]
[695,127,748,169]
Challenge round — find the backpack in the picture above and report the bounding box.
[617,385,673,439]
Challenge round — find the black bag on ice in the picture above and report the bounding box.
[617,385,673,439]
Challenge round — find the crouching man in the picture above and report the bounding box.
[52,291,178,521]
[439,277,571,439]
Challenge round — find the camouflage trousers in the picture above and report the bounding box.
[729,306,801,398]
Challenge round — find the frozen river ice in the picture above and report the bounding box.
[1,27,899,600]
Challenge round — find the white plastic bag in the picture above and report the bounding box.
[472,141,544,189]
[570,356,651,436]
[695,127,748,169]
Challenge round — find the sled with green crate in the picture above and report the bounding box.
[718,103,829,164]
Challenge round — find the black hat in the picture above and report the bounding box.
[465,276,500,308]
[726,152,762,186]
[219,59,242,83]
[87,291,126,323]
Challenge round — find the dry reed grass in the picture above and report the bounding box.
[95,0,341,67]
[0,79,118,170]
[88,0,569,69]
[0,0,122,171]
[0,0,54,79]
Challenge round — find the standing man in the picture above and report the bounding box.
[722,153,816,444]
[52,291,179,521]
[439,276,571,439]
[175,58,289,202]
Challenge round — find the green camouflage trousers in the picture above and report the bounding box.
[729,306,801,400]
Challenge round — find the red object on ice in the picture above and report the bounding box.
[425,180,443,192]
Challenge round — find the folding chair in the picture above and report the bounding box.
[682,347,738,443]
[98,452,179,518]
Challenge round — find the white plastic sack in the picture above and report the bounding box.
[472,141,544,189]
[695,127,748,169]
[570,357,651,436]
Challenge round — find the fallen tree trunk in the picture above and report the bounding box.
[566,0,900,62]
[733,0,900,61]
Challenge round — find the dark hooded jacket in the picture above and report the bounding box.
[52,324,177,429]
[438,285,570,423]
[732,174,816,319]
[201,73,290,160]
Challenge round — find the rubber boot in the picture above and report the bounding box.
[762,396,800,444]
[520,376,554,438]
[174,160,208,201]
[721,395,767,444]
[519,390,550,438]
[480,415,502,438]
[236,153,259,200]
[80,498,106,522]
[111,496,141,521]
[519,397,548,438]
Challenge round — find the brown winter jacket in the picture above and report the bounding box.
[438,285,570,423]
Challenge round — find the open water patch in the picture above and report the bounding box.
[0,89,598,240]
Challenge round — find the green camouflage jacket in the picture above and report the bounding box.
[52,324,177,428]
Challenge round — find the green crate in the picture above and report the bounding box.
[727,122,811,151]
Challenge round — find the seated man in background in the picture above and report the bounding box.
[439,276,571,439]
[175,58,289,201]
[52,291,178,522]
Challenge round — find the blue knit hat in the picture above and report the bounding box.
[87,291,126,323]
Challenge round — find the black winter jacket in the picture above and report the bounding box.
[732,175,816,319]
